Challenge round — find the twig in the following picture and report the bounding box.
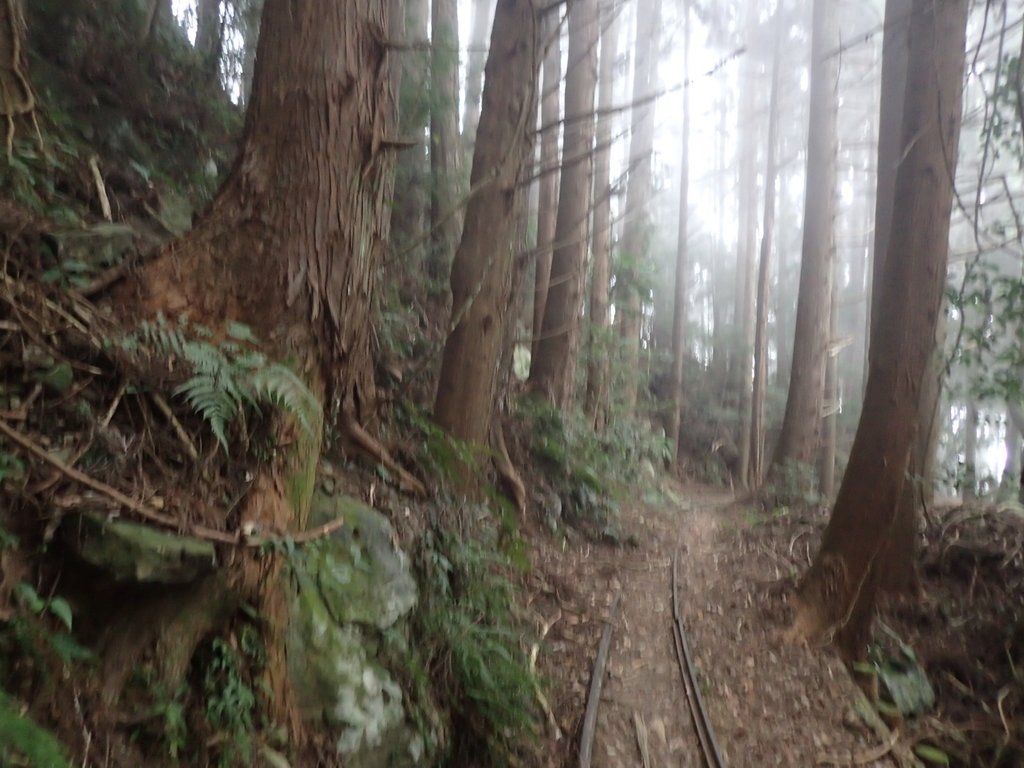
[100,382,126,428]
[150,392,199,461]
[88,156,112,222]
[0,416,238,545]
[815,727,899,766]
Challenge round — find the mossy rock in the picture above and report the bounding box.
[305,492,417,630]
[64,513,216,583]
[287,491,425,764]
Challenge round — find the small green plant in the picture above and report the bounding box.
[414,524,538,765]
[122,316,321,450]
[202,636,258,768]
[0,688,71,768]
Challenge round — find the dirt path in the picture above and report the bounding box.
[530,484,892,767]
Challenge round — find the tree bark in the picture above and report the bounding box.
[434,0,541,445]
[770,0,838,484]
[667,0,691,466]
[794,0,969,659]
[818,281,839,498]
[1001,411,1022,500]
[238,0,263,107]
[750,6,784,487]
[584,0,621,431]
[618,0,662,413]
[530,0,598,406]
[429,0,462,283]
[530,13,562,369]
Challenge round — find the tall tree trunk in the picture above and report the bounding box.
[750,5,785,487]
[794,0,969,658]
[530,13,562,369]
[770,0,838,486]
[710,88,729,387]
[818,280,839,497]
[127,0,396,726]
[429,0,462,284]
[667,0,691,466]
[734,3,759,488]
[584,0,621,430]
[530,0,598,406]
[462,0,496,152]
[434,0,541,445]
[618,0,662,413]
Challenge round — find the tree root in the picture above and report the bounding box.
[342,414,427,497]
[491,420,526,516]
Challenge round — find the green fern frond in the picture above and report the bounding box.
[250,365,322,437]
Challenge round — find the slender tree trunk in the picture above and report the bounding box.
[195,0,222,84]
[794,0,969,658]
[429,0,462,284]
[734,2,759,487]
[667,0,691,466]
[462,0,496,152]
[618,0,662,413]
[238,0,263,107]
[434,0,541,445]
[710,89,729,387]
[391,0,430,276]
[964,400,979,501]
[770,0,838,485]
[530,0,598,406]
[1002,413,1022,500]
[818,280,839,497]
[750,6,784,487]
[530,14,562,366]
[584,0,621,430]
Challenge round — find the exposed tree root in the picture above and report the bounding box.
[342,413,428,497]
[491,420,527,516]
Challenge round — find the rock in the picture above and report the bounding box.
[305,493,417,629]
[288,491,425,764]
[65,513,216,583]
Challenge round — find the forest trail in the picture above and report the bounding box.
[532,485,894,767]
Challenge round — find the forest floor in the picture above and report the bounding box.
[527,482,1024,767]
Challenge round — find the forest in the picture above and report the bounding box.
[0,0,1021,765]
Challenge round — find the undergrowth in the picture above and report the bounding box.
[412,519,538,766]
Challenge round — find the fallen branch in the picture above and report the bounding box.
[150,391,199,461]
[579,592,621,768]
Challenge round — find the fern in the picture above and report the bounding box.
[124,316,322,451]
[0,689,71,768]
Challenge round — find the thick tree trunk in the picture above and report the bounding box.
[238,0,263,107]
[667,0,691,466]
[771,0,838,484]
[794,0,968,658]
[618,0,662,413]
[530,14,562,370]
[125,0,396,730]
[429,0,462,284]
[584,0,621,431]
[434,0,541,445]
[750,6,784,487]
[462,0,496,152]
[530,0,598,406]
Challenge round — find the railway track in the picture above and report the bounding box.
[578,553,727,768]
